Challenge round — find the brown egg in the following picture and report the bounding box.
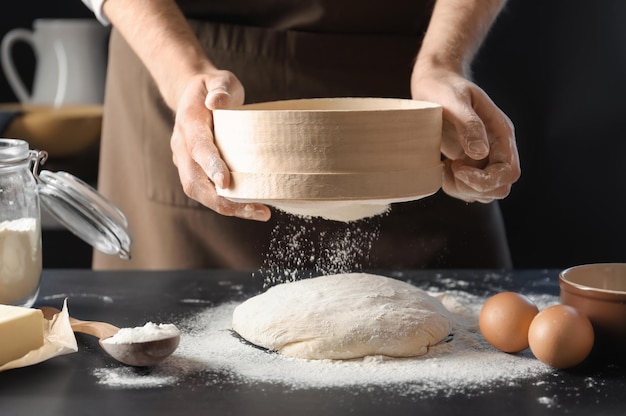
[528,304,594,369]
[479,292,539,353]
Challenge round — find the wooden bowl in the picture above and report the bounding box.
[1,103,102,158]
[559,263,626,363]
[213,98,442,219]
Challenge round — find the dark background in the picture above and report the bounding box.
[473,1,626,269]
[2,1,625,270]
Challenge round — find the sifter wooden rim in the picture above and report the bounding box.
[213,97,443,202]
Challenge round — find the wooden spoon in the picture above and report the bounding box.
[40,306,180,367]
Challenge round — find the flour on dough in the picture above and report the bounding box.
[231,273,451,360]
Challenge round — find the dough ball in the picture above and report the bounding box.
[232,273,451,360]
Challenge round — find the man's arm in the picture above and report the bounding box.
[415,0,506,77]
[411,0,519,203]
[102,0,221,110]
[96,0,269,220]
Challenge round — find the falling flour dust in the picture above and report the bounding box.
[92,284,563,399]
[257,211,384,286]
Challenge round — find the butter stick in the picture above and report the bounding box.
[0,305,44,365]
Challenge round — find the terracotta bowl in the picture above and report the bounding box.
[212,98,442,220]
[559,263,626,362]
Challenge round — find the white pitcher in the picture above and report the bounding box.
[1,19,109,106]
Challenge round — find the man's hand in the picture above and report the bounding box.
[170,70,271,220]
[412,69,520,203]
[411,0,519,203]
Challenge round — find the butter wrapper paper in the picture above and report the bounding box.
[0,299,78,372]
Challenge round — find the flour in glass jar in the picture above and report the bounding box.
[0,218,41,304]
[92,285,561,398]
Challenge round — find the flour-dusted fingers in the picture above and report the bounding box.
[173,142,270,220]
[171,75,231,188]
[442,159,513,203]
[440,84,520,203]
[171,119,270,220]
[452,154,517,191]
[204,70,246,112]
[170,74,270,221]
[469,88,520,190]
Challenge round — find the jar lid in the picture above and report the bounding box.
[37,170,131,259]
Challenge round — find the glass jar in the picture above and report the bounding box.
[0,138,131,307]
[0,139,42,307]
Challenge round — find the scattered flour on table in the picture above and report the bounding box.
[41,293,114,304]
[93,289,561,397]
[93,367,178,389]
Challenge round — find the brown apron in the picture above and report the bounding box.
[94,19,512,270]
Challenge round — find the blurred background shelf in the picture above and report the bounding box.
[0,103,102,158]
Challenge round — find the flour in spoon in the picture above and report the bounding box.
[101,322,180,344]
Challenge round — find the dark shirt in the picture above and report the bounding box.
[176,0,434,35]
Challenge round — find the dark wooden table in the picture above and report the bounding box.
[1,269,624,416]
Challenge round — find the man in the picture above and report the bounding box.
[82,0,520,270]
